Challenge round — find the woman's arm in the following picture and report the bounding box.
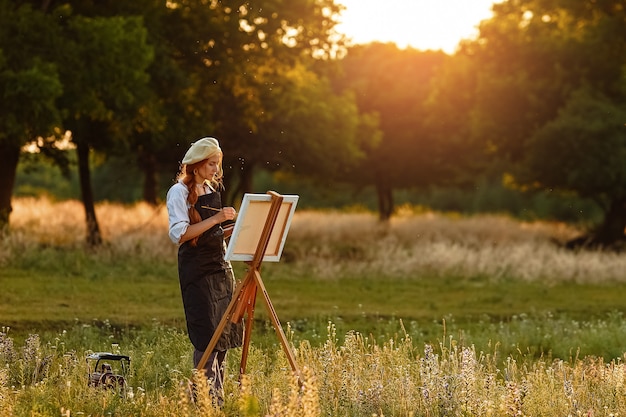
[178,207,236,244]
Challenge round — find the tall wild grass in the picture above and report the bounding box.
[3,197,625,282]
[287,206,625,283]
[1,321,626,416]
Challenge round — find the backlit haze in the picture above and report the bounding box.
[335,0,496,54]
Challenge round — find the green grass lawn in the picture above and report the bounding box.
[3,256,626,360]
[5,260,626,329]
[262,266,626,322]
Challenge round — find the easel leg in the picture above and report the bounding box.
[239,285,257,378]
[252,270,300,378]
[196,274,252,371]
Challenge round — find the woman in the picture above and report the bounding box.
[166,137,243,404]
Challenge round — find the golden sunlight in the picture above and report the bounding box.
[335,0,497,54]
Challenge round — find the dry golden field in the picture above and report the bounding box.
[5,197,624,283]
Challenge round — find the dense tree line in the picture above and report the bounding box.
[1,0,625,248]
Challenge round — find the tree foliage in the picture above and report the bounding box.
[468,0,626,246]
[57,7,154,246]
[522,88,626,244]
[333,43,447,219]
[0,1,63,228]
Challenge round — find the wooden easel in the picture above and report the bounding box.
[196,191,300,380]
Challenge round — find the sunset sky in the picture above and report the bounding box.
[335,0,497,54]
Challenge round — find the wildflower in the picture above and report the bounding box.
[22,334,41,363]
[0,332,16,363]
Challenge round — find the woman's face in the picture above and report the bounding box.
[197,154,221,181]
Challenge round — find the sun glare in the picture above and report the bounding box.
[335,0,496,54]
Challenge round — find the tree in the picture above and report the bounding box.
[216,58,374,205]
[158,0,363,205]
[422,50,489,185]
[0,1,154,245]
[469,0,626,246]
[70,0,356,206]
[0,1,63,229]
[332,43,448,220]
[521,88,626,246]
[33,0,216,206]
[54,10,154,246]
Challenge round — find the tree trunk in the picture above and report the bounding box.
[0,142,20,231]
[376,181,394,221]
[139,149,158,205]
[567,198,626,250]
[594,198,626,247]
[76,140,102,246]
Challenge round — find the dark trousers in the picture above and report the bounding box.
[193,349,227,403]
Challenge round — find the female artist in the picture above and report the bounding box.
[166,137,243,404]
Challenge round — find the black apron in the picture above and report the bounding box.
[177,191,243,352]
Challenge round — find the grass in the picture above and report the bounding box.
[2,197,626,415]
[3,320,626,416]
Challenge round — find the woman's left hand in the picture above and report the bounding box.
[219,207,237,222]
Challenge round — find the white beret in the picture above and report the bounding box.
[182,137,222,165]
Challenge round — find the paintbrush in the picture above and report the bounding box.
[200,205,222,212]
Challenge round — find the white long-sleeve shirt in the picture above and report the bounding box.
[166,181,213,245]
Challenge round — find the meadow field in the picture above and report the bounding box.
[1,197,626,416]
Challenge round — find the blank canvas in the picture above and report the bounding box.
[225,193,298,262]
